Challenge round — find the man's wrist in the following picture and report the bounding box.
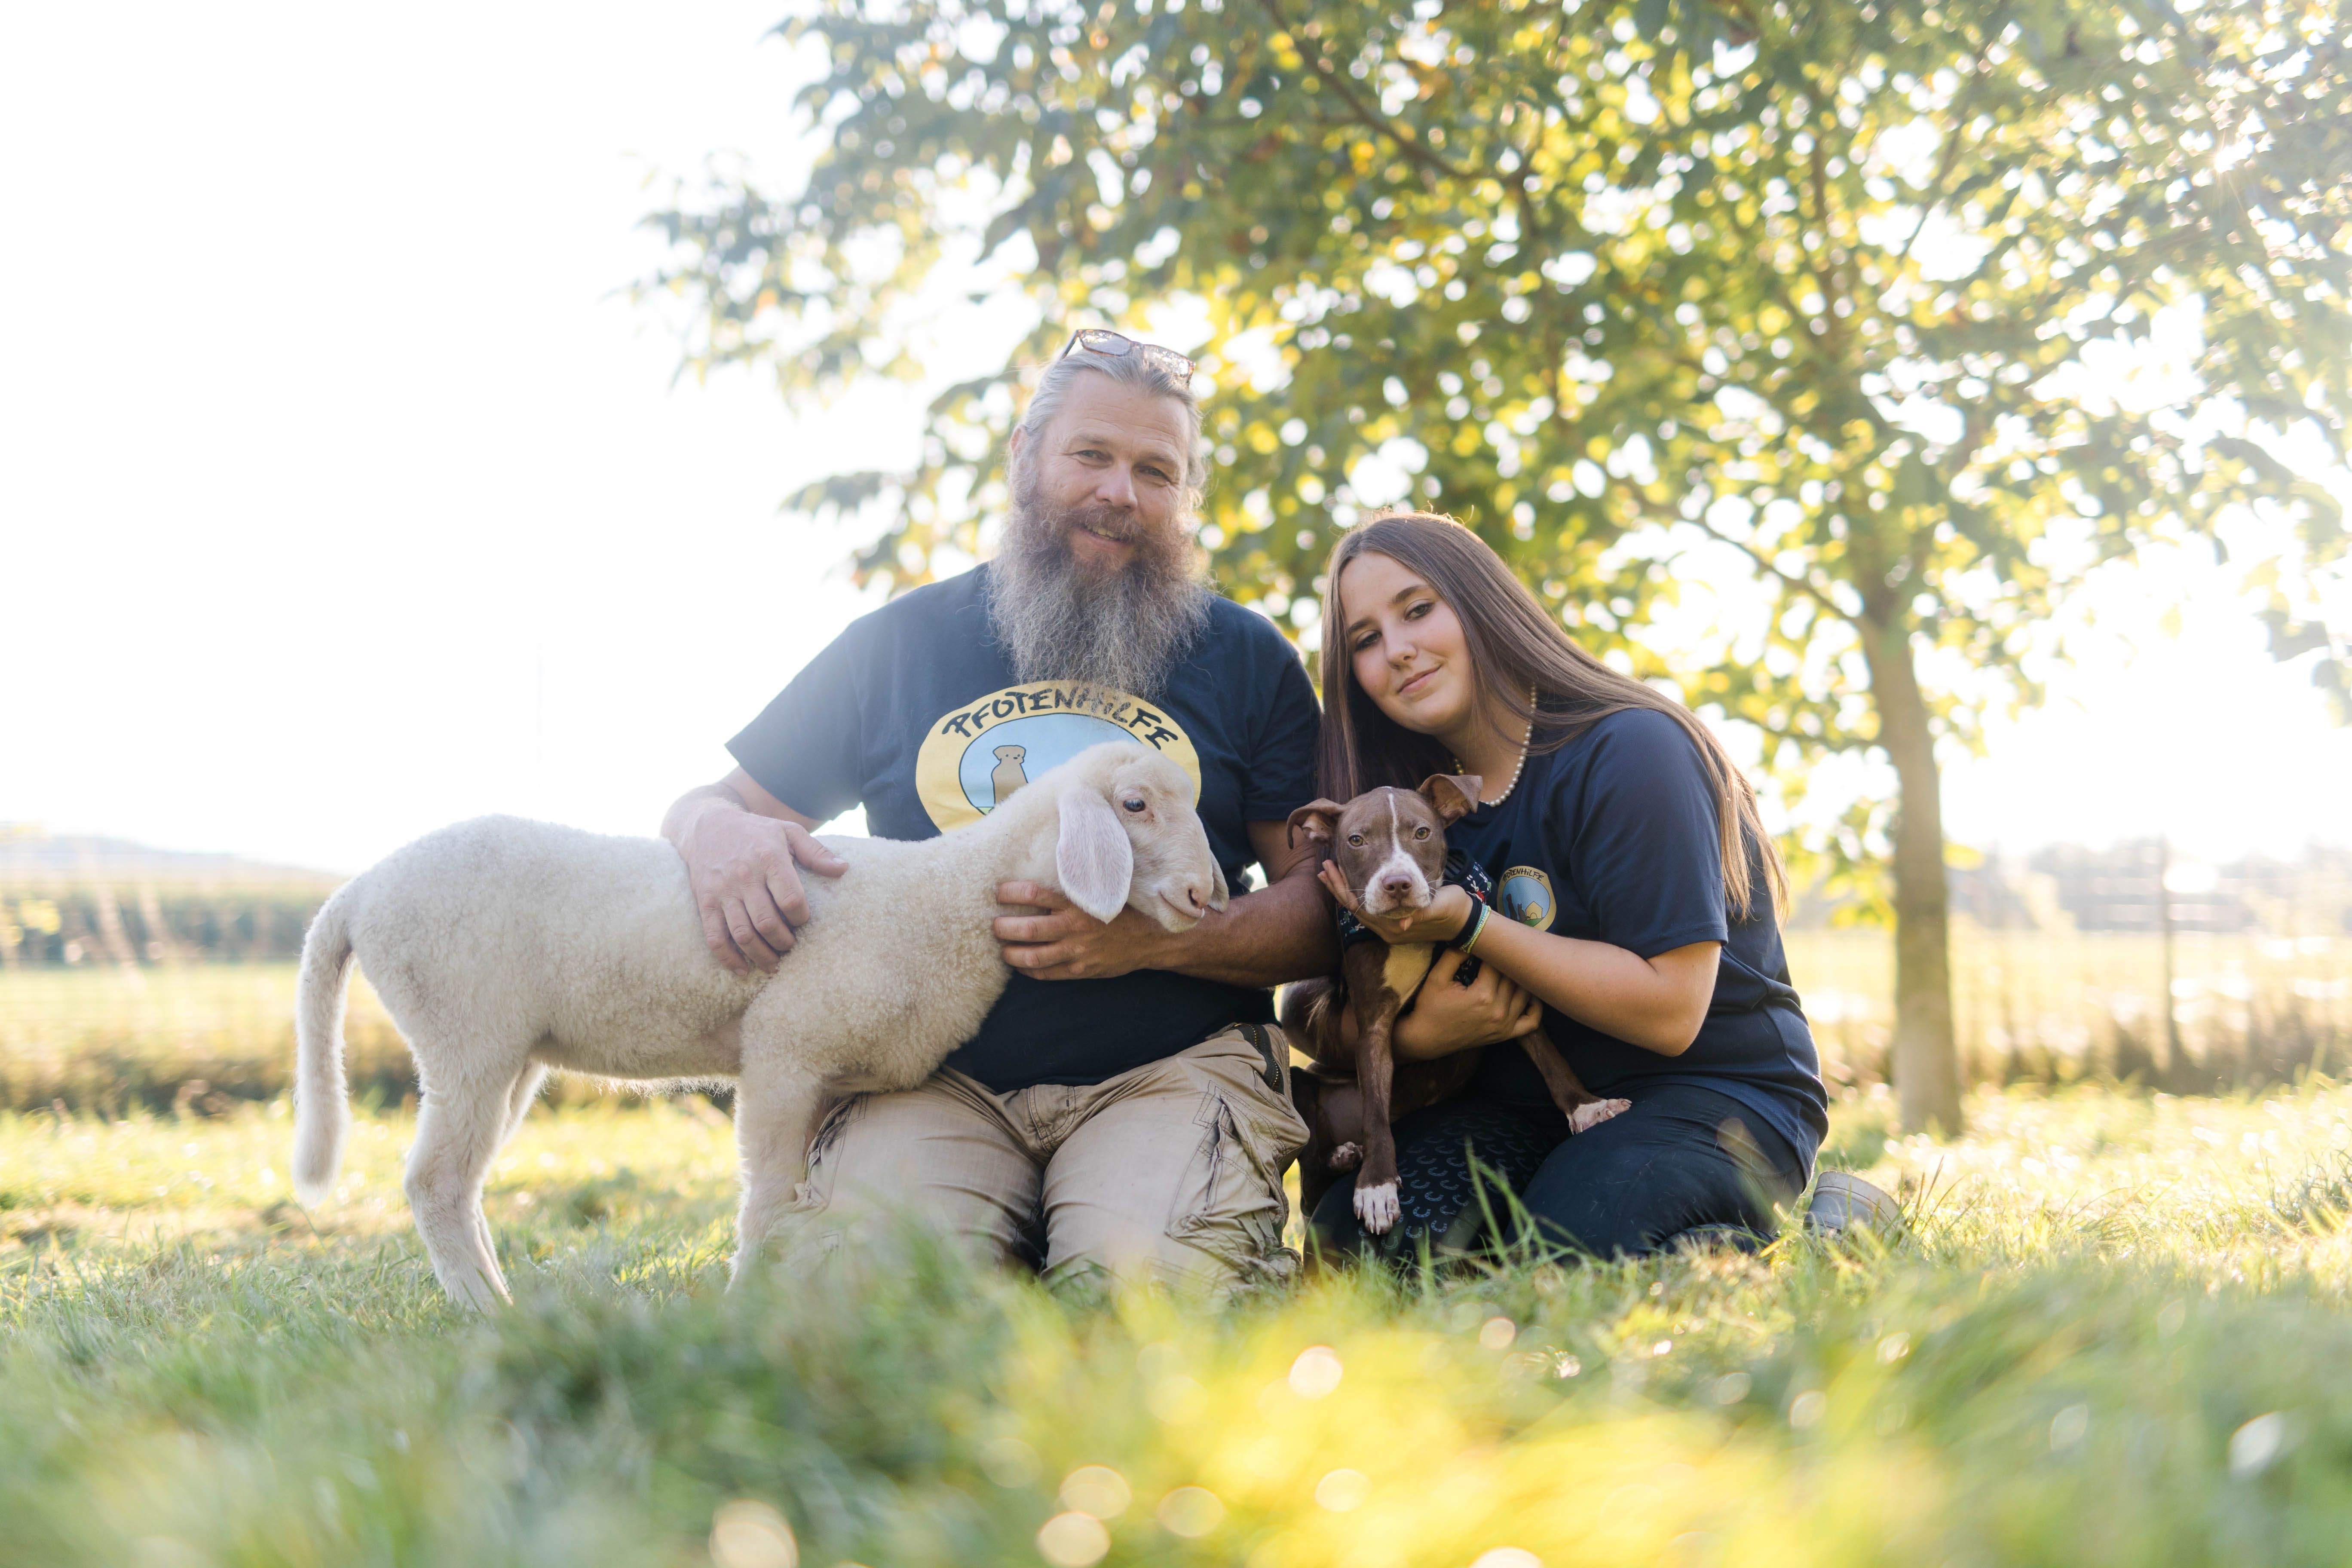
[669,786,745,851]
[1130,910,1190,973]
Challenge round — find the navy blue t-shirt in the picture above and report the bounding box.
[1451,708,1828,1173]
[726,564,1321,1092]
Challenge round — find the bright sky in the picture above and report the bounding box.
[4,6,2347,876]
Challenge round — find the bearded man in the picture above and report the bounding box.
[663,332,1339,1290]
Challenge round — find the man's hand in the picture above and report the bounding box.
[993,881,1173,981]
[1317,862,1476,946]
[1393,948,1543,1060]
[679,804,848,973]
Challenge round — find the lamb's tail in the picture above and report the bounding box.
[292,880,360,1206]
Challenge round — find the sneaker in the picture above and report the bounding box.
[1805,1170,1903,1235]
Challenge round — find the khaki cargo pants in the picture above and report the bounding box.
[792,1023,1309,1292]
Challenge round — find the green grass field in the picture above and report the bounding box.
[8,1084,2352,1566]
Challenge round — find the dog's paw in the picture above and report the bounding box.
[1354,1180,1400,1234]
[1569,1098,1632,1134]
[1328,1142,1363,1172]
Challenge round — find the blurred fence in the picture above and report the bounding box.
[2,885,325,966]
[0,964,415,1114]
[3,930,2347,1115]
[1792,926,2352,1094]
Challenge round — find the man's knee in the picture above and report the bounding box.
[1041,1027,1308,1292]
[797,1076,1038,1263]
[1046,1186,1296,1295]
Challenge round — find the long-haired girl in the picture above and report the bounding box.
[1289,511,1827,1257]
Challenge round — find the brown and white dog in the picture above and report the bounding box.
[1283,776,1628,1234]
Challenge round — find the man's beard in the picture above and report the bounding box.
[989,467,1212,698]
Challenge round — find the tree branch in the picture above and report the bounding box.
[1688,510,1856,625]
[1893,13,2003,273]
[1262,0,1479,186]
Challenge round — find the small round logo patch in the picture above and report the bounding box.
[1498,866,1556,931]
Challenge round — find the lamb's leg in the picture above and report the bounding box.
[729,1058,827,1287]
[499,1064,549,1149]
[1518,1027,1629,1134]
[1352,1005,1402,1235]
[404,1065,518,1310]
[466,1063,550,1288]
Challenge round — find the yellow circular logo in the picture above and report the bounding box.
[913,682,1203,831]
[1498,866,1556,931]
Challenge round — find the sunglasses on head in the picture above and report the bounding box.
[1058,326,1199,381]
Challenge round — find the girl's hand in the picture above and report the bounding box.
[1393,948,1544,1060]
[1318,864,1475,945]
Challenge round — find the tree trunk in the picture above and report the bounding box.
[1862,616,1965,1136]
[2157,836,2183,1084]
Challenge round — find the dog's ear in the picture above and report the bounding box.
[1056,786,1136,924]
[1286,799,1345,849]
[1416,774,1483,824]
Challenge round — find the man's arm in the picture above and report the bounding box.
[663,766,848,973]
[992,818,1338,986]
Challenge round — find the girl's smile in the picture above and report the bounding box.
[1338,551,1479,740]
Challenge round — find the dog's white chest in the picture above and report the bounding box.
[1381,942,1440,1005]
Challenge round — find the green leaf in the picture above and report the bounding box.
[643,0,2352,800]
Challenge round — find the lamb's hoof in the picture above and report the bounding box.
[447,1280,508,1314]
[1327,1142,1363,1172]
[1354,1180,1399,1234]
[1569,1098,1631,1134]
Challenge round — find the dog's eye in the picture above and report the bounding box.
[1346,833,1365,847]
[1121,796,1147,814]
[1414,825,1431,839]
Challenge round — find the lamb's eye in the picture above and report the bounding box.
[1121,796,1147,814]
[1414,825,1431,839]
[1347,833,1365,847]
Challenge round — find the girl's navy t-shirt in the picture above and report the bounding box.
[724,564,1322,1093]
[1447,708,1828,1173]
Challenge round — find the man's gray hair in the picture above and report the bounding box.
[1011,343,1210,514]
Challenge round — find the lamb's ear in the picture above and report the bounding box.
[1286,799,1345,849]
[1417,774,1483,824]
[1055,786,1135,924]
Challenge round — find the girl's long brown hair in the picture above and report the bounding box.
[1317,511,1788,921]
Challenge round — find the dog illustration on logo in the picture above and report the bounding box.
[989,745,1030,808]
[915,684,1206,831]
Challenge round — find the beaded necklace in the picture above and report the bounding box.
[1453,685,1540,808]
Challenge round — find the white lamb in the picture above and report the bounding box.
[291,741,1225,1309]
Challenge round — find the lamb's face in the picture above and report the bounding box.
[1102,752,1227,932]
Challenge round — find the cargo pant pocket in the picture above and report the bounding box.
[1164,1078,1305,1287]
[789,1094,866,1213]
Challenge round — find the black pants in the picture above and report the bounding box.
[1308,1081,1809,1262]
